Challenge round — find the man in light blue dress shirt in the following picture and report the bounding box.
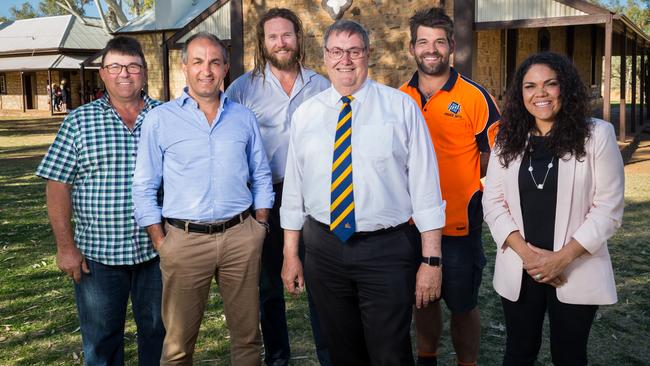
[225,8,331,366]
[133,32,274,366]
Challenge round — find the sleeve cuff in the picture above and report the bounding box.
[280,207,306,230]
[411,201,446,232]
[135,213,163,228]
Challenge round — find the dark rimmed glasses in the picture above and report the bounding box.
[102,63,144,75]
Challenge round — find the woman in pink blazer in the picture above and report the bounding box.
[482,52,624,366]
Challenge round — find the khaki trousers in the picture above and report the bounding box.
[158,215,266,365]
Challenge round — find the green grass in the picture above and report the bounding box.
[1,119,648,365]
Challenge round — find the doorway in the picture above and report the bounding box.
[23,72,37,110]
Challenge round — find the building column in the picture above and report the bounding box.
[453,0,475,77]
[603,16,613,123]
[631,33,637,134]
[619,27,627,142]
[48,69,53,116]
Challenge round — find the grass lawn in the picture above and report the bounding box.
[0,119,648,365]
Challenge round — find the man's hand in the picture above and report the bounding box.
[282,229,303,295]
[146,223,166,250]
[56,244,89,283]
[255,208,270,223]
[415,263,442,309]
[281,254,304,295]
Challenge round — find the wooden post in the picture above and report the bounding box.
[603,16,612,123]
[631,33,637,134]
[20,71,26,112]
[80,64,86,106]
[229,0,244,79]
[640,44,645,125]
[619,27,626,142]
[48,69,53,116]
[453,0,475,78]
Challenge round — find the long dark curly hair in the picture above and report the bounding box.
[496,52,591,167]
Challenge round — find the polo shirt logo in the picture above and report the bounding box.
[448,101,461,114]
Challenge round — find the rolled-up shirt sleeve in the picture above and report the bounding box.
[132,110,164,227]
[280,111,306,230]
[247,113,274,210]
[406,100,446,232]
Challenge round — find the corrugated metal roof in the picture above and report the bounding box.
[117,0,218,33]
[0,54,89,71]
[178,1,231,42]
[477,0,587,22]
[0,15,110,54]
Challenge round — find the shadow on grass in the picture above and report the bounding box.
[0,119,62,138]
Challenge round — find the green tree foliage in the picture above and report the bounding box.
[589,0,650,33]
[9,2,39,20]
[128,0,154,16]
[39,0,90,17]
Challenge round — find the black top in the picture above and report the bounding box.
[518,135,558,251]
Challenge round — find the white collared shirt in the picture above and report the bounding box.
[225,64,330,183]
[280,79,446,232]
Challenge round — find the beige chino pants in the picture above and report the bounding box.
[158,216,266,366]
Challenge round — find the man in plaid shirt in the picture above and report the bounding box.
[36,37,165,365]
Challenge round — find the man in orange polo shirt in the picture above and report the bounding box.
[399,7,500,366]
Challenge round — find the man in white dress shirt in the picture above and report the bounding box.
[280,19,446,365]
[225,8,331,366]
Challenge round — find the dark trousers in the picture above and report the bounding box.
[74,257,165,366]
[501,271,598,366]
[303,217,420,366]
[260,183,330,365]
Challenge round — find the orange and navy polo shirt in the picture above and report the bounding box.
[400,67,500,236]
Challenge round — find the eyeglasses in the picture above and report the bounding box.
[102,63,144,75]
[325,47,366,60]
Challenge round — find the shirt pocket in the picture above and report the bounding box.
[356,124,393,158]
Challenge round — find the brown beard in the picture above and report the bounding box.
[416,53,449,77]
[264,46,300,71]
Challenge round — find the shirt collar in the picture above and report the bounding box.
[263,63,318,91]
[177,87,228,112]
[407,67,459,92]
[327,78,371,107]
[97,91,154,111]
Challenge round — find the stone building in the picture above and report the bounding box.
[99,0,648,139]
[0,15,110,114]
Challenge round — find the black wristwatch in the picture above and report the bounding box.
[422,256,441,267]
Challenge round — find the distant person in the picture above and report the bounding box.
[52,83,61,112]
[60,79,71,112]
[225,8,331,365]
[399,8,500,366]
[483,52,624,365]
[36,36,165,365]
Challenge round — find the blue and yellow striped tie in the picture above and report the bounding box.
[330,95,356,242]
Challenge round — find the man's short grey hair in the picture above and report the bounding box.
[322,20,370,50]
[181,32,229,64]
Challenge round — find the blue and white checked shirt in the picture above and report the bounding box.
[132,89,274,227]
[36,94,161,265]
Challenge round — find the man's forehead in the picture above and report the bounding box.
[416,26,448,39]
[327,31,364,46]
[104,51,143,64]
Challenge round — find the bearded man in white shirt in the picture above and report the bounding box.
[280,19,446,365]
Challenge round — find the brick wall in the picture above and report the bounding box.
[132,32,169,100]
[573,26,592,87]
[241,0,449,88]
[169,49,185,99]
[36,71,50,111]
[548,27,566,55]
[516,28,538,67]
[0,72,23,110]
[475,30,502,99]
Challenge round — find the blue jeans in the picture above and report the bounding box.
[74,257,165,366]
[260,183,331,366]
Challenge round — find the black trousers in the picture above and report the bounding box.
[303,217,420,366]
[501,271,598,366]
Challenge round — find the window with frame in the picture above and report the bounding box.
[0,74,6,94]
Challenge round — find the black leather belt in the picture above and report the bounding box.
[309,216,409,239]
[166,212,250,234]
